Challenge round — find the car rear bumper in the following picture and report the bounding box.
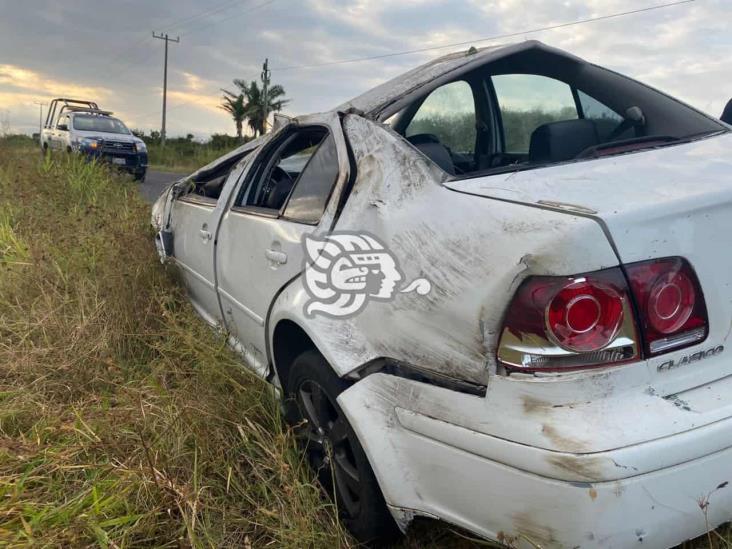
[338,373,732,548]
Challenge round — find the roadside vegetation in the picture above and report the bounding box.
[0,139,346,547]
[0,137,728,548]
[133,132,246,173]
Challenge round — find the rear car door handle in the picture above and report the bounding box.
[199,229,212,242]
[265,249,287,265]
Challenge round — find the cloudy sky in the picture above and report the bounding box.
[1,0,730,139]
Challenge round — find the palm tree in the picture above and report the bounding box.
[233,79,289,137]
[219,90,247,139]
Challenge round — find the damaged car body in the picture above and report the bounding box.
[152,41,732,547]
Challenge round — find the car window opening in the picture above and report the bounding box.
[238,127,328,211]
[390,49,726,179]
[185,150,254,203]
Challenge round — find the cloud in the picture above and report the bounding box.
[181,71,205,92]
[167,89,221,112]
[0,64,111,104]
[0,63,114,133]
[1,0,730,137]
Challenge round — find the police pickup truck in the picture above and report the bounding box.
[41,98,148,181]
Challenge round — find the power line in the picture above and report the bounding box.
[179,0,278,37]
[121,0,281,123]
[100,0,278,90]
[161,0,247,33]
[273,0,695,71]
[97,0,258,82]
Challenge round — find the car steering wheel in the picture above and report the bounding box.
[261,165,294,208]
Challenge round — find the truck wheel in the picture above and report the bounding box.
[286,350,400,546]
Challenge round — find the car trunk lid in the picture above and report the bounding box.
[446,131,732,395]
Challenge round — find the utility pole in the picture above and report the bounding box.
[152,32,180,147]
[261,58,270,135]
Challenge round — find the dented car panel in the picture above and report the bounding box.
[339,373,732,549]
[153,40,732,547]
[268,114,621,385]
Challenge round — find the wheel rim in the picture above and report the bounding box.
[296,380,361,517]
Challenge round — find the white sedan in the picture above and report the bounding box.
[152,41,732,548]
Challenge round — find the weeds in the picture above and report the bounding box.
[0,142,348,547]
[146,142,234,173]
[0,138,727,548]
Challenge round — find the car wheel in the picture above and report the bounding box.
[134,171,146,183]
[286,350,400,545]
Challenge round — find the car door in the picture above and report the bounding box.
[216,123,343,376]
[169,159,250,326]
[54,114,70,150]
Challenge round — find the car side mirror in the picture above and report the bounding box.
[57,124,68,131]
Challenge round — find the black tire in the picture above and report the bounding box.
[286,350,400,546]
[134,171,146,183]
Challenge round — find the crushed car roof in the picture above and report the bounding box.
[189,40,581,179]
[336,40,582,119]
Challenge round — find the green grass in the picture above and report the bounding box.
[146,142,238,173]
[0,143,349,547]
[0,138,728,548]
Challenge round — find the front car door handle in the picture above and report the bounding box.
[199,229,212,242]
[265,249,288,265]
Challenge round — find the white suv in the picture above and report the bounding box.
[41,98,148,181]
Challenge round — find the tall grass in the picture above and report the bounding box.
[0,144,349,547]
[146,142,237,173]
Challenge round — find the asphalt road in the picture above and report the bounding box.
[139,170,184,203]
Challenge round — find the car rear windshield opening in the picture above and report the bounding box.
[391,49,727,179]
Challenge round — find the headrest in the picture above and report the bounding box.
[407,133,441,146]
[414,142,455,175]
[529,119,599,163]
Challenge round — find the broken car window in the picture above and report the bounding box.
[390,49,726,179]
[406,80,477,156]
[182,149,255,203]
[239,128,328,211]
[283,133,339,225]
[492,74,578,153]
[577,90,625,141]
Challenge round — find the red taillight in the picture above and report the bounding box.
[625,257,708,355]
[498,268,639,372]
[546,280,625,352]
[497,257,709,373]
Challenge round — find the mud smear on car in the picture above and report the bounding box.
[546,451,606,481]
[511,511,559,549]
